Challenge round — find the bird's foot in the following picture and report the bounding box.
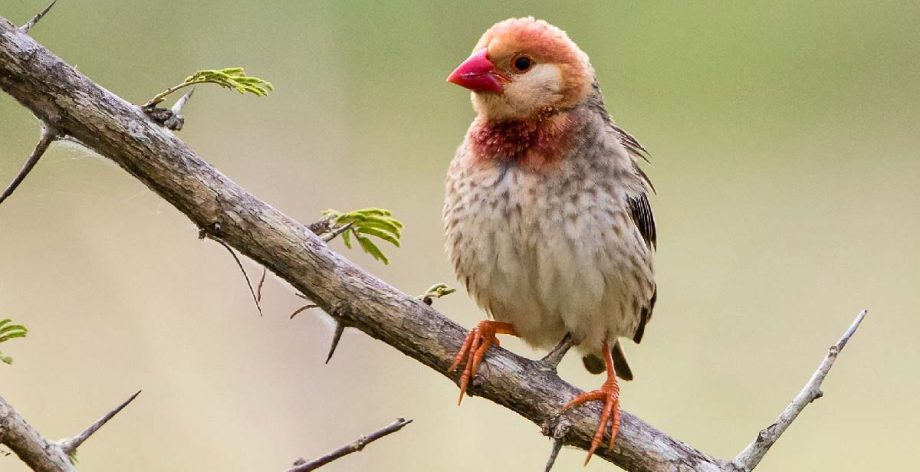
[559,340,621,465]
[448,320,517,405]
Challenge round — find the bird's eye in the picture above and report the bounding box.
[512,55,534,73]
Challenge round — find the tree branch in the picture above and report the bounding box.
[0,395,73,472]
[0,18,868,471]
[0,390,139,471]
[287,418,412,472]
[731,309,869,471]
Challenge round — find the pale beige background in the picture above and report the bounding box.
[1,1,918,471]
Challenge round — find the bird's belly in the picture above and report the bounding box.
[444,162,649,352]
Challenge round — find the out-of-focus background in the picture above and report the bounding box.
[1,1,917,471]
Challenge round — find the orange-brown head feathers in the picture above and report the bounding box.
[448,17,595,121]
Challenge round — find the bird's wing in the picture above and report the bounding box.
[627,192,656,250]
[610,124,658,343]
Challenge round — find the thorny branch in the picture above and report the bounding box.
[0,13,871,472]
[287,418,413,472]
[0,391,139,472]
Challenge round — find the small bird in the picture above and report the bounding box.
[443,18,657,463]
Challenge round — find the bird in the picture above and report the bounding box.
[442,17,657,463]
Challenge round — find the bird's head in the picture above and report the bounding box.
[447,17,594,121]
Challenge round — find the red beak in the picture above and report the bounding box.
[447,49,504,94]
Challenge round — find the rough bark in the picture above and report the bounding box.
[0,395,74,472]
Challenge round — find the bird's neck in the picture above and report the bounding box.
[468,108,585,170]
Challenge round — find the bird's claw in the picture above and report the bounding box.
[449,320,516,405]
[560,376,621,465]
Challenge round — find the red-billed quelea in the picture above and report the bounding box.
[443,17,657,462]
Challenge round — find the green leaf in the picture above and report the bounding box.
[424,283,457,299]
[145,67,273,107]
[318,208,403,264]
[0,318,27,365]
[355,227,400,247]
[355,234,389,264]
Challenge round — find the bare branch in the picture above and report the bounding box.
[287,418,412,472]
[18,0,57,34]
[731,309,869,471]
[0,124,58,207]
[0,394,73,472]
[59,390,141,456]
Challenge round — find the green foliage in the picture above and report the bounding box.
[145,67,273,107]
[0,318,27,365]
[419,283,456,305]
[322,208,403,264]
[423,283,456,300]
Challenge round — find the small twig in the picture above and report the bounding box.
[731,309,869,471]
[0,125,58,207]
[542,418,571,472]
[324,321,346,364]
[287,418,412,472]
[538,333,574,372]
[321,222,352,243]
[59,390,141,456]
[19,0,58,33]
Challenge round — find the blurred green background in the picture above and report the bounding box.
[1,1,918,470]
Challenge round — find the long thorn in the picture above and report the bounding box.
[170,88,195,115]
[0,125,58,207]
[19,0,58,33]
[325,321,346,364]
[59,390,141,455]
[211,237,263,317]
[255,268,267,303]
[289,304,317,319]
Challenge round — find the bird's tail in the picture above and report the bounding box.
[582,341,634,381]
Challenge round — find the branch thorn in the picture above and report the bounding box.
[0,125,59,208]
[59,390,141,456]
[19,0,58,34]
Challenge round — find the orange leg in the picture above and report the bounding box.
[560,340,621,465]
[448,320,517,405]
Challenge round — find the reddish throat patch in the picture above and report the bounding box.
[468,111,580,170]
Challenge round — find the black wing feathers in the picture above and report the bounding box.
[627,193,656,250]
